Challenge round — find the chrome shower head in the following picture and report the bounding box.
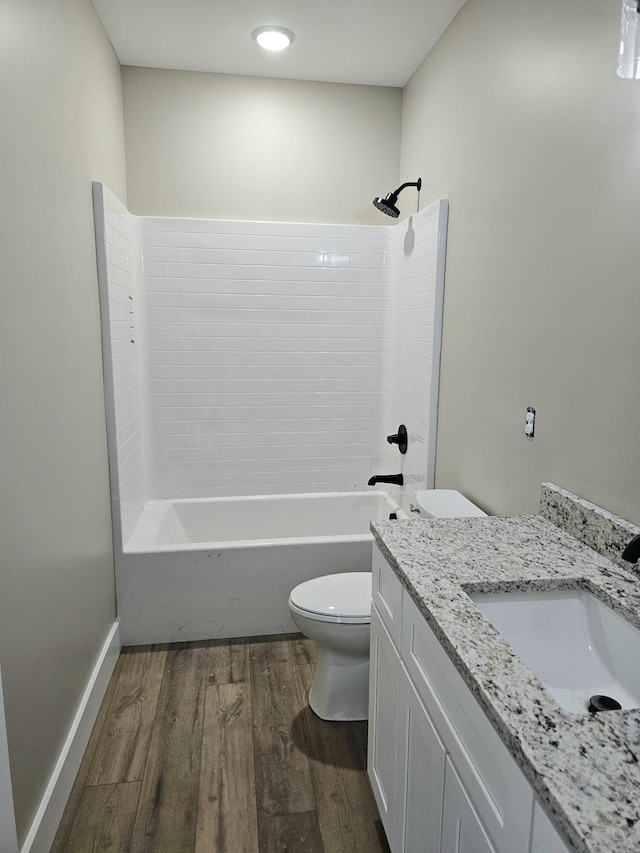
[373,178,422,218]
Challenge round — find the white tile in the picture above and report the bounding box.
[182,247,213,264]
[98,196,445,500]
[143,247,182,263]
[141,230,170,248]
[196,233,227,250]
[169,263,198,278]
[181,218,212,233]
[143,216,182,232]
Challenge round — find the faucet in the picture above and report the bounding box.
[622,533,640,564]
[368,473,404,486]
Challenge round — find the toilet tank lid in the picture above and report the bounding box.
[416,489,487,518]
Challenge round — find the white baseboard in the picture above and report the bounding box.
[20,619,121,853]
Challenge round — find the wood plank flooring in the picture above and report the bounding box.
[53,634,391,853]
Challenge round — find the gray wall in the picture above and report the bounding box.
[122,67,402,225]
[0,0,126,841]
[401,0,640,525]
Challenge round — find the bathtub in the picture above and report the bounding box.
[116,491,404,645]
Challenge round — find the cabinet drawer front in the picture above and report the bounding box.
[372,544,403,647]
[401,591,532,853]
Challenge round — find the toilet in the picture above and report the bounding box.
[289,572,372,721]
[415,489,487,518]
[288,490,486,722]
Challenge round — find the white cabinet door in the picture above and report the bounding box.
[395,663,446,853]
[368,603,400,843]
[530,800,572,853]
[441,757,499,853]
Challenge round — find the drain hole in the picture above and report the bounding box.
[588,694,622,713]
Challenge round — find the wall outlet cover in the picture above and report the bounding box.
[525,406,536,439]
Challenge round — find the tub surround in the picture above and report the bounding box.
[94,184,448,540]
[94,183,450,648]
[371,484,640,853]
[94,183,145,548]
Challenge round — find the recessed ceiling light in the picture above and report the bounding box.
[252,26,295,52]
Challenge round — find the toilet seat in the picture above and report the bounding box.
[288,572,372,624]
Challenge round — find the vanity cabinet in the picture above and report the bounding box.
[368,544,572,853]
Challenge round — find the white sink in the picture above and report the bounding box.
[469,588,640,713]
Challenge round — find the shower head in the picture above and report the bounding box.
[373,178,422,218]
[373,194,401,218]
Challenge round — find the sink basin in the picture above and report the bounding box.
[469,588,640,713]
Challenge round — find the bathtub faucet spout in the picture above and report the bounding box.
[368,474,404,487]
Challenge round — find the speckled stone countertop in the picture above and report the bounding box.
[371,484,640,853]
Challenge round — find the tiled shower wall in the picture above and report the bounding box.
[94,186,447,543]
[139,218,386,498]
[93,184,145,545]
[380,201,448,510]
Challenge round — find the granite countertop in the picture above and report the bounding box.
[371,485,640,853]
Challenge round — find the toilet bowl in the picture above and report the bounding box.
[290,491,486,722]
[288,572,372,721]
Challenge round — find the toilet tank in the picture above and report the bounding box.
[416,489,487,518]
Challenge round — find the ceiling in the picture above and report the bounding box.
[91,0,467,88]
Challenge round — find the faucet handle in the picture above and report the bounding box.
[386,424,408,454]
[622,533,640,564]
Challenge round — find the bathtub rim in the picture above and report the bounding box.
[123,489,406,554]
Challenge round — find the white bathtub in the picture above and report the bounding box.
[117,491,404,645]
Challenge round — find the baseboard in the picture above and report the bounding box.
[20,619,121,853]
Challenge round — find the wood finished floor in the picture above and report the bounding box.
[52,634,391,853]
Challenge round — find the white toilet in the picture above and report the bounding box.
[415,489,487,518]
[289,572,372,721]
[288,490,486,722]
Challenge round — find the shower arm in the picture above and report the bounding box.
[393,179,422,198]
[373,176,422,218]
